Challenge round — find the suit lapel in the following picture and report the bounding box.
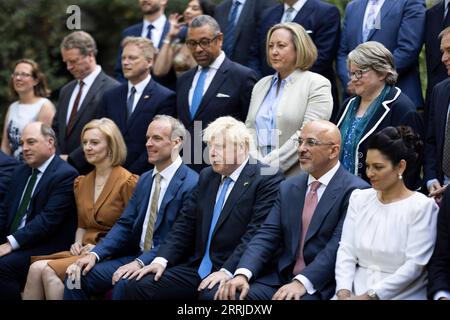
[127,80,154,128]
[289,175,308,257]
[135,172,154,229]
[159,20,171,49]
[8,166,32,226]
[32,157,58,199]
[368,0,395,41]
[94,167,122,211]
[293,0,314,23]
[355,0,369,43]
[115,85,129,132]
[60,81,77,137]
[202,174,222,242]
[179,69,197,125]
[234,0,252,42]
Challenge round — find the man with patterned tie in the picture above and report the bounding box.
[0,122,78,300]
[424,27,450,201]
[52,31,119,174]
[177,15,257,173]
[120,116,283,300]
[217,120,368,300]
[100,37,176,175]
[63,116,198,300]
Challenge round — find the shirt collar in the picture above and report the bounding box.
[80,65,101,87]
[200,51,226,71]
[35,154,55,175]
[222,156,249,183]
[143,14,166,31]
[128,74,151,94]
[234,0,246,6]
[271,72,295,86]
[153,156,183,182]
[284,0,307,13]
[307,161,340,188]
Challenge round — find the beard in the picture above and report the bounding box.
[141,2,161,15]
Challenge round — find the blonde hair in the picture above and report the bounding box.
[203,116,253,149]
[122,36,156,62]
[81,118,127,166]
[266,22,317,71]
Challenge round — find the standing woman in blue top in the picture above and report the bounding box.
[336,41,423,190]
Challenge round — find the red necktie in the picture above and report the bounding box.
[293,180,321,275]
[66,80,84,136]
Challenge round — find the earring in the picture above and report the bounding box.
[398,173,403,180]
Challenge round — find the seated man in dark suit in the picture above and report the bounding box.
[428,189,450,300]
[177,15,257,173]
[63,115,198,300]
[216,120,369,300]
[120,116,284,299]
[0,122,78,300]
[100,36,176,175]
[424,27,450,200]
[0,150,18,204]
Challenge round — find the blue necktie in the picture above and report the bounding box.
[127,86,136,119]
[146,24,154,40]
[198,177,233,279]
[190,67,209,119]
[223,1,241,57]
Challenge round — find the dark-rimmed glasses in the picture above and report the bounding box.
[348,68,370,80]
[186,35,219,50]
[293,137,335,148]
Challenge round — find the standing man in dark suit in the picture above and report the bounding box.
[214,0,276,67]
[0,150,18,205]
[53,31,119,174]
[424,27,450,199]
[217,120,368,300]
[63,116,198,299]
[337,0,425,109]
[100,37,176,175]
[428,189,450,300]
[248,0,340,119]
[178,15,257,173]
[425,0,450,115]
[115,0,176,89]
[121,116,283,300]
[0,122,78,300]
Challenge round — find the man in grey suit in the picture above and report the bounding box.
[52,31,119,174]
[216,120,369,300]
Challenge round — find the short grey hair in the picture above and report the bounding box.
[203,116,253,149]
[347,41,398,85]
[153,115,187,144]
[40,123,57,144]
[60,31,98,56]
[439,26,450,39]
[189,15,221,35]
[122,36,156,62]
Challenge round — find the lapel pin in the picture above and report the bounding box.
[143,95,150,99]
[244,181,249,187]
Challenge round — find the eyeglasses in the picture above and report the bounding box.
[293,137,335,148]
[11,72,33,79]
[348,68,370,80]
[186,35,219,50]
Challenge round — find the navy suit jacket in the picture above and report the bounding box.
[427,188,450,299]
[424,78,450,186]
[214,0,276,67]
[237,165,369,299]
[100,79,176,175]
[177,57,257,172]
[0,156,78,252]
[157,160,284,274]
[337,87,424,190]
[0,151,18,205]
[114,19,176,90]
[337,0,425,107]
[52,71,119,174]
[425,1,450,109]
[91,163,198,265]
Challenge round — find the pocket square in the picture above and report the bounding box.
[216,93,230,98]
[306,30,313,34]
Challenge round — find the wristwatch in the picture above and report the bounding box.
[367,289,379,300]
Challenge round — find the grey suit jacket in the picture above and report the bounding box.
[52,70,119,173]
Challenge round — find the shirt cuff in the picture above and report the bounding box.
[234,268,253,281]
[294,274,316,295]
[135,258,145,268]
[427,179,439,190]
[434,290,450,300]
[152,257,168,268]
[220,268,233,279]
[6,235,19,250]
[90,252,100,262]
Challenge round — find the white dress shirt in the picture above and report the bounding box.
[281,0,307,22]
[127,74,151,114]
[362,0,385,36]
[141,14,167,48]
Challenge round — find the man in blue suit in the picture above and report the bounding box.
[177,15,257,173]
[337,0,425,108]
[248,0,340,119]
[0,122,78,300]
[120,116,284,300]
[424,27,450,199]
[0,150,18,205]
[63,116,198,300]
[425,0,450,115]
[214,0,276,67]
[114,0,176,89]
[217,120,369,300]
[101,36,176,175]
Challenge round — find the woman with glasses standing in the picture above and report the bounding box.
[336,42,423,190]
[245,23,333,177]
[1,59,55,161]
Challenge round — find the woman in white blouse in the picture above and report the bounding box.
[245,22,333,177]
[335,126,438,300]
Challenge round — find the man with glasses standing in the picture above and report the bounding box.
[176,15,257,173]
[216,120,368,300]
